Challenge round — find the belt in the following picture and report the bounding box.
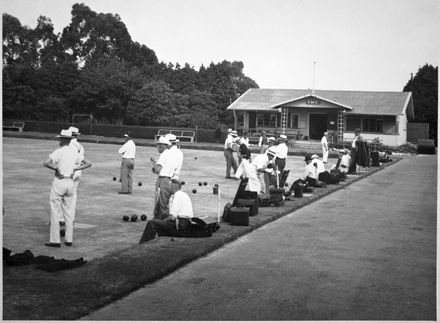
[123,157,134,160]
[277,158,286,160]
[159,176,171,179]
[55,175,73,180]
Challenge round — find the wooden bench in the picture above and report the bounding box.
[154,129,196,142]
[3,122,25,132]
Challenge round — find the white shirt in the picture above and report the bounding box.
[70,138,84,161]
[49,145,81,177]
[241,137,250,147]
[224,134,234,149]
[276,143,288,159]
[169,190,193,218]
[118,140,136,159]
[251,153,270,170]
[303,163,318,180]
[168,145,183,179]
[321,136,328,149]
[312,158,326,174]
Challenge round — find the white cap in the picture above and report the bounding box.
[156,136,171,146]
[279,134,288,140]
[231,130,238,137]
[268,136,276,142]
[311,154,319,159]
[227,128,233,133]
[56,129,74,139]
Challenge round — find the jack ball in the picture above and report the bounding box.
[192,189,197,194]
[123,215,129,222]
[131,214,138,222]
[138,181,142,186]
[141,214,147,221]
[181,181,185,185]
[113,176,117,181]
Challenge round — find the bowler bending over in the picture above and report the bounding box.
[139,179,193,243]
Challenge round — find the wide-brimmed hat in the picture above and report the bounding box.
[267,136,276,142]
[311,154,319,159]
[279,134,288,141]
[156,136,171,146]
[165,133,179,143]
[68,126,80,135]
[230,130,238,137]
[56,129,74,139]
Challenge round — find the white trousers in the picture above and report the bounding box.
[49,178,76,243]
[247,167,266,193]
[322,148,329,163]
[234,159,251,179]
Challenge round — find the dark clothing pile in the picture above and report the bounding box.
[3,247,86,272]
[239,143,251,160]
[318,171,340,185]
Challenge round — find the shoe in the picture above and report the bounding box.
[64,242,72,247]
[45,243,61,248]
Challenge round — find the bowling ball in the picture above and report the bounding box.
[198,182,202,186]
[192,189,197,194]
[123,215,129,222]
[138,181,142,186]
[141,214,147,221]
[131,214,138,222]
[113,176,117,181]
[203,182,208,186]
[181,181,186,185]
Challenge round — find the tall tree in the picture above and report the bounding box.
[403,64,438,140]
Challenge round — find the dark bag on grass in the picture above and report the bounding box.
[5,250,34,266]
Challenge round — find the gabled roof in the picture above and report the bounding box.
[227,88,413,116]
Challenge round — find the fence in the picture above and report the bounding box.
[3,120,221,143]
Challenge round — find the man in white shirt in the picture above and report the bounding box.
[164,133,183,179]
[300,154,326,187]
[321,132,329,163]
[339,149,351,172]
[118,133,136,194]
[224,129,238,178]
[67,126,85,211]
[247,147,277,194]
[274,134,288,178]
[348,128,364,173]
[139,179,193,243]
[43,129,91,247]
[151,136,175,219]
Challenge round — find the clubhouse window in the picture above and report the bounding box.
[257,113,277,127]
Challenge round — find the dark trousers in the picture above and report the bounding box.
[224,150,237,177]
[348,148,357,173]
[120,158,134,193]
[139,218,191,243]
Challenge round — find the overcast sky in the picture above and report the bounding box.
[2,0,439,91]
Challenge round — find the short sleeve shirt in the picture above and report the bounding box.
[118,140,136,158]
[169,190,193,218]
[49,145,80,177]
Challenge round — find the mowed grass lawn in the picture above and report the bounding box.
[3,137,320,261]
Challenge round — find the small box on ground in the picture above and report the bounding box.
[229,206,250,226]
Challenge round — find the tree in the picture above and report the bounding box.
[403,64,438,140]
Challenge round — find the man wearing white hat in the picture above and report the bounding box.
[246,147,277,194]
[273,134,288,186]
[67,126,85,210]
[321,131,329,163]
[43,129,91,247]
[224,129,238,178]
[164,133,183,180]
[150,136,175,219]
[118,132,136,194]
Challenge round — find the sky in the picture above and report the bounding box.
[2,0,439,92]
